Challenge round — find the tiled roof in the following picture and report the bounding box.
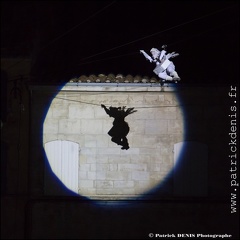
[69,74,159,84]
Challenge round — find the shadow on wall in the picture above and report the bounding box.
[101,104,137,150]
[32,85,233,202]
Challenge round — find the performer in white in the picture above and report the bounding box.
[140,45,181,82]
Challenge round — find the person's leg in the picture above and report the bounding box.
[158,71,173,81]
[121,136,129,150]
[111,136,122,145]
[168,63,181,81]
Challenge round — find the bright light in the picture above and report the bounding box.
[43,82,184,201]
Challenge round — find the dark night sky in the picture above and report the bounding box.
[1,0,239,84]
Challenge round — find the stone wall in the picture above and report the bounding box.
[42,83,184,200]
[2,74,238,239]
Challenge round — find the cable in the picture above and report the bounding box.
[5,58,31,71]
[4,17,235,83]
[77,4,237,63]
[42,15,238,83]
[76,20,236,67]
[54,96,179,108]
[77,52,137,66]
[39,1,117,52]
[55,96,100,106]
[4,1,116,71]
[168,20,237,47]
[4,3,237,72]
[52,95,232,110]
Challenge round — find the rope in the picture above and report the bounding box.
[77,4,237,63]
[54,96,182,109]
[4,4,236,71]
[39,1,117,52]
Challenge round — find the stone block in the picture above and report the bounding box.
[154,107,177,120]
[78,187,96,196]
[143,94,161,105]
[113,180,135,188]
[81,119,103,134]
[85,155,97,163]
[108,155,131,163]
[43,119,59,134]
[79,171,87,179]
[102,119,113,134]
[84,135,97,147]
[80,147,97,155]
[96,188,134,195]
[96,180,113,188]
[127,95,144,105]
[79,163,91,172]
[52,106,69,118]
[132,171,150,181]
[145,120,168,134]
[87,171,96,180]
[118,163,147,172]
[164,93,178,105]
[131,108,155,120]
[109,164,118,171]
[168,120,184,134]
[110,95,128,105]
[94,155,108,163]
[90,164,97,171]
[130,120,145,134]
[94,107,107,119]
[78,179,94,188]
[119,147,139,155]
[96,163,109,171]
[68,104,94,119]
[147,163,161,171]
[96,171,106,180]
[58,119,81,134]
[132,135,158,148]
[105,171,131,181]
[98,147,120,155]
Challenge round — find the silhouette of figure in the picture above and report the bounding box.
[101,104,137,150]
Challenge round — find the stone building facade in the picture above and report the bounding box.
[42,75,184,200]
[1,72,239,239]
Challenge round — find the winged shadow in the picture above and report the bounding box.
[101,104,137,150]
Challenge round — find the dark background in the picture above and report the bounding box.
[1,0,239,84]
[1,1,239,239]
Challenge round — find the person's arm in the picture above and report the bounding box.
[101,104,111,116]
[140,50,153,63]
[166,52,179,59]
[124,107,137,117]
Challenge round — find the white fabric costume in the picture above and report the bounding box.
[140,46,180,81]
